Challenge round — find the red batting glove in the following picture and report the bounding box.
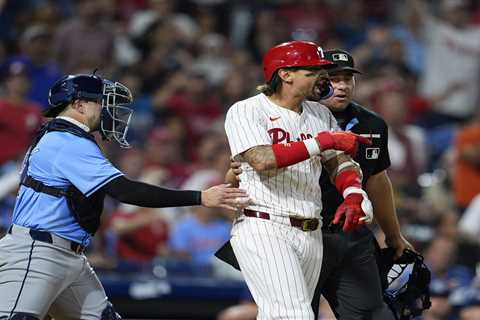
[316,131,372,157]
[333,193,373,232]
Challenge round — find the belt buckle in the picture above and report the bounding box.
[302,219,319,231]
[72,243,84,254]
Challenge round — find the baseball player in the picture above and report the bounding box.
[310,49,414,320]
[224,41,374,320]
[0,74,249,320]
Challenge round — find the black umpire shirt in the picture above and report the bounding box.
[320,101,391,227]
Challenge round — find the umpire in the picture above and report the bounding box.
[311,49,413,319]
[0,74,248,320]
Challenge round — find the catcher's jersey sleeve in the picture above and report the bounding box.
[53,135,123,197]
[225,100,271,160]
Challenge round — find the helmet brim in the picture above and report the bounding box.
[328,66,362,74]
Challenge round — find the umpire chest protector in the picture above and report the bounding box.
[21,118,105,235]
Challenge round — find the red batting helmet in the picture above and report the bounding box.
[262,41,334,82]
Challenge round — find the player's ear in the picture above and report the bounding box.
[277,68,293,84]
[72,99,86,114]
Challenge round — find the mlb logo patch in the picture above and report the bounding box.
[332,53,349,62]
[366,148,380,159]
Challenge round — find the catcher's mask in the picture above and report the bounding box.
[377,248,432,320]
[47,73,134,148]
[100,79,133,148]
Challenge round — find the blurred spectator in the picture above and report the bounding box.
[169,205,230,267]
[54,0,115,73]
[8,24,63,109]
[392,3,425,75]
[116,71,155,144]
[374,86,428,194]
[169,177,230,267]
[152,71,223,140]
[247,9,291,61]
[193,33,231,86]
[144,126,192,187]
[423,236,474,319]
[0,60,42,166]
[409,0,480,127]
[278,0,334,42]
[450,275,480,320]
[109,204,170,263]
[459,194,480,241]
[453,111,480,211]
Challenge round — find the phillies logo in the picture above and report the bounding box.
[268,128,313,144]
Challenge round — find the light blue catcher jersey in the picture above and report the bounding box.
[12,130,123,246]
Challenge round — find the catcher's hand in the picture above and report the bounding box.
[333,192,373,232]
[201,184,250,211]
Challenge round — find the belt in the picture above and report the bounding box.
[8,225,86,254]
[243,209,319,232]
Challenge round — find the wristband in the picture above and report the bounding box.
[304,138,321,156]
[343,186,367,199]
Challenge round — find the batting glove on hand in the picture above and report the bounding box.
[316,131,372,157]
[333,191,373,232]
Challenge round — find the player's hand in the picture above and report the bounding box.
[333,193,373,232]
[201,184,250,211]
[230,160,243,182]
[316,131,372,157]
[385,234,415,260]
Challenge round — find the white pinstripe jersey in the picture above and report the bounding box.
[225,93,339,219]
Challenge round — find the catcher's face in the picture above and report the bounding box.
[321,71,355,111]
[84,100,102,131]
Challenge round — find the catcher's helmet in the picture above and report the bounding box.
[46,74,134,148]
[377,248,432,320]
[262,40,335,82]
[46,74,104,117]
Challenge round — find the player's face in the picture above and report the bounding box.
[84,100,103,130]
[292,68,328,98]
[321,71,354,111]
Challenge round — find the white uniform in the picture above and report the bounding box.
[224,93,339,320]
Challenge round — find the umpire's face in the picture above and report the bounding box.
[321,71,355,111]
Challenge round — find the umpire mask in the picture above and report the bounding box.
[100,80,133,148]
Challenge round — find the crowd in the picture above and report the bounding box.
[0,0,480,319]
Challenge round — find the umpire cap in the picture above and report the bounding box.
[324,49,362,74]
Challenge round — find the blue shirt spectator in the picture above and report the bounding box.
[169,211,230,267]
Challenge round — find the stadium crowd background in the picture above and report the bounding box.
[0,0,480,319]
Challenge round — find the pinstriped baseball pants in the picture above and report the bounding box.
[231,216,323,320]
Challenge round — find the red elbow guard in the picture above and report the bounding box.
[335,169,362,194]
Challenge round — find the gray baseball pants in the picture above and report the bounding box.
[0,224,110,319]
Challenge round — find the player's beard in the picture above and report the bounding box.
[309,76,331,101]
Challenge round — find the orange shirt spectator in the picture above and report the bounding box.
[453,123,480,209]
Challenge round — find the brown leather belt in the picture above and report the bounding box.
[244,209,319,232]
